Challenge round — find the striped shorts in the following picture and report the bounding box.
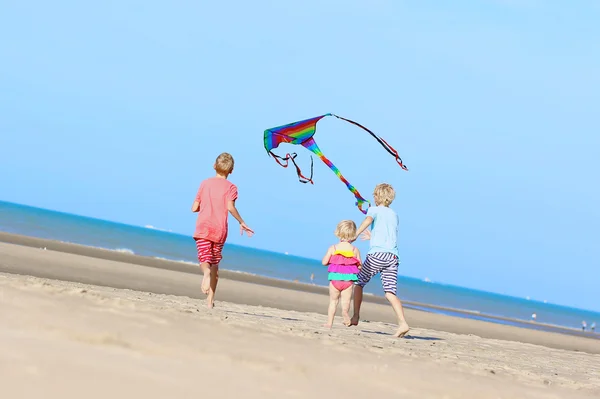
[194,238,224,265]
[356,252,399,295]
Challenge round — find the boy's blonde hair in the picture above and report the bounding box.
[215,152,234,175]
[335,220,357,241]
[373,183,395,207]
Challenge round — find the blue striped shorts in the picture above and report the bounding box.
[356,252,399,295]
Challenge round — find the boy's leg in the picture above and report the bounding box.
[325,282,341,328]
[206,264,219,308]
[200,263,211,294]
[205,242,224,308]
[350,255,379,326]
[380,259,410,338]
[350,285,363,326]
[340,285,353,326]
[195,239,212,294]
[385,294,409,337]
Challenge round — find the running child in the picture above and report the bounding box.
[350,183,410,338]
[191,152,254,308]
[321,220,361,328]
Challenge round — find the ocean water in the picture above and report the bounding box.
[1,200,599,333]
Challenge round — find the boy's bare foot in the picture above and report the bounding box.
[393,321,410,338]
[323,323,332,329]
[349,315,360,326]
[201,270,211,294]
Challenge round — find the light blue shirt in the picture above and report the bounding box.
[367,205,399,257]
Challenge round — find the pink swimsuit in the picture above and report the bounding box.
[327,246,360,291]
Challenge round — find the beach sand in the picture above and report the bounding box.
[1,241,599,398]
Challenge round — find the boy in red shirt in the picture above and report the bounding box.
[191,152,253,308]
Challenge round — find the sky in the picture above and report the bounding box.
[1,0,599,311]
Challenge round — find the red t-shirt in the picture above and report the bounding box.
[193,177,238,244]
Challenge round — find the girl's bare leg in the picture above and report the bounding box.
[340,285,353,326]
[206,264,219,309]
[325,283,341,328]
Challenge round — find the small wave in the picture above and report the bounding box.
[452,308,481,315]
[113,248,135,255]
[225,269,260,277]
[69,243,137,256]
[152,257,197,266]
[145,225,172,232]
[440,306,481,315]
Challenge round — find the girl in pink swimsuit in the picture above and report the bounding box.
[321,220,362,328]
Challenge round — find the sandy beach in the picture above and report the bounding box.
[1,240,599,398]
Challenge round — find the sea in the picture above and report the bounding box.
[1,200,599,335]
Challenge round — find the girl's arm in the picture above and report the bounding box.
[321,246,334,265]
[353,246,362,266]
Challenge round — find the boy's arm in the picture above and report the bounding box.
[227,200,254,236]
[192,183,203,212]
[227,200,245,224]
[353,216,373,240]
[321,246,334,265]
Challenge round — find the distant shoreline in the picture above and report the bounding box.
[0,231,597,341]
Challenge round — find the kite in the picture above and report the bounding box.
[263,113,408,214]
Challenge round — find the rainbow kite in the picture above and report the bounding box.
[263,113,408,214]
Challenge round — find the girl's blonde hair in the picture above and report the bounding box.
[373,183,395,207]
[335,220,357,241]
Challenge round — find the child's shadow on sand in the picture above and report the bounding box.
[361,330,443,341]
[225,310,302,322]
[402,335,443,341]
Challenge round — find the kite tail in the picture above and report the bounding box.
[331,114,409,171]
[319,153,370,214]
[303,138,370,214]
[268,151,314,184]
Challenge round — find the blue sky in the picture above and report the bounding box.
[1,1,599,311]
